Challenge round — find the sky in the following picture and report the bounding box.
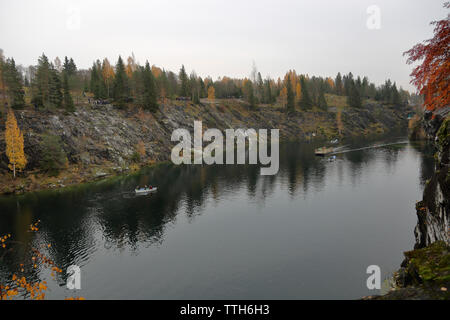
[0,0,447,91]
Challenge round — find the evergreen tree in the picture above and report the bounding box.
[391,83,401,105]
[48,65,63,108]
[335,72,343,95]
[263,79,273,104]
[4,58,25,109]
[142,61,158,112]
[112,56,129,105]
[63,72,75,112]
[89,60,106,99]
[256,72,264,102]
[69,58,77,74]
[159,70,170,100]
[299,76,312,110]
[39,134,67,176]
[63,56,70,74]
[286,75,295,111]
[317,83,328,111]
[190,73,200,104]
[343,72,353,96]
[381,79,392,103]
[63,56,77,76]
[32,53,51,108]
[178,65,188,97]
[347,80,362,108]
[199,77,206,98]
[243,79,256,108]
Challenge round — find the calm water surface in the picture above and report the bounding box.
[0,135,434,299]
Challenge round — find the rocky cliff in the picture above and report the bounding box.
[414,112,450,248]
[0,100,409,175]
[370,110,450,300]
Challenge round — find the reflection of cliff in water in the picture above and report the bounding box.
[0,137,435,285]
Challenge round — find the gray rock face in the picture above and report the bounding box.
[0,101,409,172]
[415,116,450,248]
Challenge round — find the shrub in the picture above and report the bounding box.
[39,134,68,176]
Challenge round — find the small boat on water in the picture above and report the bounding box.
[135,186,157,194]
[315,147,335,156]
[330,138,339,144]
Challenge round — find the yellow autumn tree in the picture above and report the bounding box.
[208,86,215,102]
[151,65,162,78]
[279,87,287,105]
[327,77,334,89]
[5,110,27,178]
[295,83,302,104]
[126,54,137,78]
[102,58,115,98]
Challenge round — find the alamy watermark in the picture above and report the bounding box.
[66,6,81,31]
[366,5,381,30]
[366,265,381,290]
[66,265,81,290]
[171,121,279,175]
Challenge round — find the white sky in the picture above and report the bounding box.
[0,0,447,91]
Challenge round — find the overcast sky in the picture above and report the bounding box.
[0,0,447,91]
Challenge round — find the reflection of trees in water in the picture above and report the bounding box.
[1,136,425,276]
[278,142,326,198]
[410,141,435,186]
[0,189,95,287]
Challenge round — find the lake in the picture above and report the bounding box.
[0,134,435,299]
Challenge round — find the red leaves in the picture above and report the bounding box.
[404,3,450,111]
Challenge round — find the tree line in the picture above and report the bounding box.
[0,50,412,115]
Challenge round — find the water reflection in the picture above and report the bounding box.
[0,135,435,299]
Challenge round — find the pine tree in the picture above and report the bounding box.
[335,72,343,95]
[112,56,129,105]
[63,72,75,112]
[318,83,328,111]
[178,65,188,97]
[32,53,51,108]
[243,79,256,108]
[347,80,362,108]
[142,61,158,112]
[299,76,312,110]
[256,72,263,102]
[63,56,76,76]
[0,50,7,112]
[392,83,401,105]
[39,134,67,176]
[286,75,295,111]
[190,74,200,104]
[263,79,272,104]
[4,58,25,109]
[5,109,26,178]
[48,65,62,108]
[199,77,206,98]
[159,70,170,102]
[90,60,106,99]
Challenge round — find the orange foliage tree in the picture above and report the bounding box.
[404,2,449,111]
[208,86,215,102]
[5,109,27,178]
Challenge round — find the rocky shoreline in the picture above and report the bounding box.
[368,111,450,300]
[0,100,410,195]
